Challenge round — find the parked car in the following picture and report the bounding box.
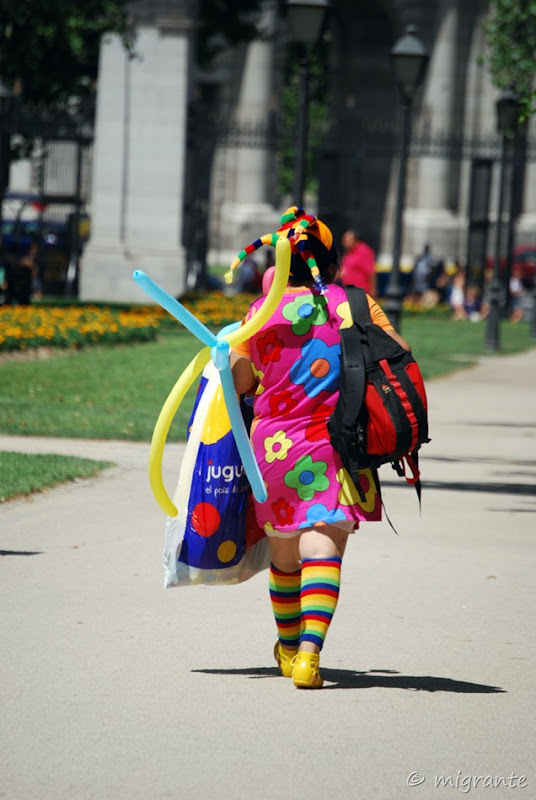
[2,219,69,296]
[1,215,89,296]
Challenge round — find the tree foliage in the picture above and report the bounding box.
[0,0,330,200]
[485,0,536,121]
[0,0,133,106]
[0,0,267,106]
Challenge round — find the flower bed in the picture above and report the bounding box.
[0,305,160,352]
[179,292,254,327]
[0,292,257,353]
[0,291,446,353]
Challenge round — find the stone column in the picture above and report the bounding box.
[404,1,462,262]
[81,17,193,303]
[517,117,536,242]
[458,10,498,268]
[207,1,280,266]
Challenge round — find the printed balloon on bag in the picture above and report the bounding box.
[163,362,270,587]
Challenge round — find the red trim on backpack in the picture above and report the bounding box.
[398,453,420,485]
[379,358,420,450]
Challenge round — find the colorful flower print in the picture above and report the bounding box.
[282,294,328,335]
[336,300,353,329]
[252,364,265,394]
[256,329,284,365]
[264,430,293,464]
[298,503,347,529]
[305,402,333,442]
[271,496,296,527]
[289,339,340,398]
[284,455,329,501]
[269,390,298,417]
[336,467,377,512]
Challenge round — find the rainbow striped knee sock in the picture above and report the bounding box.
[269,564,302,650]
[300,557,342,650]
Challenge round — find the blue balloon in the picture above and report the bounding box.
[219,322,241,338]
[133,270,216,347]
[211,338,267,503]
[133,272,267,503]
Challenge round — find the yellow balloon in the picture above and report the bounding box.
[149,347,211,517]
[223,236,290,348]
[148,236,291,517]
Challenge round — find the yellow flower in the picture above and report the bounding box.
[251,364,265,395]
[264,430,293,463]
[336,467,376,512]
[336,300,353,330]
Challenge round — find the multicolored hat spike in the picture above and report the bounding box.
[225,206,329,294]
[224,233,280,285]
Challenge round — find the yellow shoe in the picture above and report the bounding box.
[292,651,323,689]
[273,641,297,678]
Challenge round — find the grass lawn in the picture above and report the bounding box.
[0,328,201,441]
[0,451,112,503]
[1,314,534,501]
[0,317,534,443]
[402,315,535,378]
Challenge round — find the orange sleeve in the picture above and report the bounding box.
[367,295,394,331]
[230,315,251,358]
[231,337,251,358]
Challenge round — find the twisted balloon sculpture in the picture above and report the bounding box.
[132,235,291,517]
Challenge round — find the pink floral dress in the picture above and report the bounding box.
[235,283,384,535]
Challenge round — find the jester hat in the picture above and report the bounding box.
[225,206,338,293]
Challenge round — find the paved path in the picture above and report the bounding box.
[1,349,536,799]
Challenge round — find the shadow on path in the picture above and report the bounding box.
[0,549,42,556]
[192,666,505,693]
[383,479,536,498]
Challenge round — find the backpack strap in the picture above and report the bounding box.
[327,285,369,496]
[336,285,370,456]
[335,315,366,445]
[344,285,372,325]
[392,450,423,514]
[369,468,400,536]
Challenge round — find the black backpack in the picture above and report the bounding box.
[328,286,430,509]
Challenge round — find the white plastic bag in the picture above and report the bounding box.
[163,362,270,587]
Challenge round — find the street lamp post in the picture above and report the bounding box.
[502,125,521,319]
[287,0,330,208]
[485,90,520,351]
[0,80,17,244]
[385,25,429,333]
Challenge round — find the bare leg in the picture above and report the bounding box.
[268,534,301,574]
[268,522,351,572]
[298,523,351,561]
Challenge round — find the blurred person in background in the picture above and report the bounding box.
[18,240,42,303]
[338,230,377,297]
[410,243,436,303]
[449,264,467,320]
[508,264,526,323]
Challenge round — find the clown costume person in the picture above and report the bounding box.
[230,207,412,688]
